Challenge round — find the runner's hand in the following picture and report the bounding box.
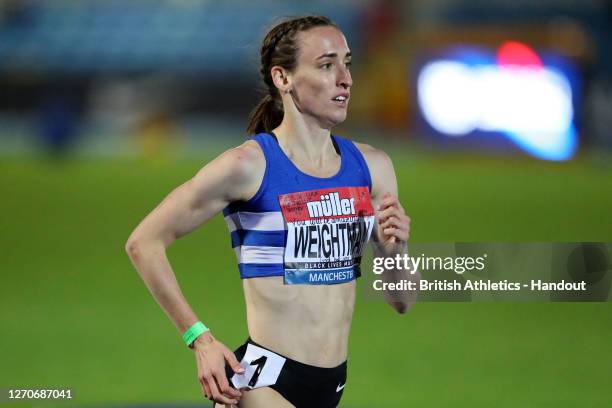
[192,331,245,405]
[376,192,410,247]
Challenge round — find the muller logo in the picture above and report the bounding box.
[306,192,356,218]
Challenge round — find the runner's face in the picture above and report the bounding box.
[290,26,352,128]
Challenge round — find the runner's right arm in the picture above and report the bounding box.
[125,140,264,405]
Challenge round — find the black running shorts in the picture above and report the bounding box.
[225,337,347,408]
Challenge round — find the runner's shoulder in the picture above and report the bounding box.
[353,141,393,173]
[198,139,265,203]
[219,139,266,182]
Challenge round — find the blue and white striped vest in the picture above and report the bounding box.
[223,132,374,284]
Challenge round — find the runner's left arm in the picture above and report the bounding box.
[358,144,419,314]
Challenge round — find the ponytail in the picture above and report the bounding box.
[246,94,284,135]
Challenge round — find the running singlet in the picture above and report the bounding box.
[223,132,375,285]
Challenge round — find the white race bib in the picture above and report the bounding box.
[230,343,286,390]
[279,187,375,285]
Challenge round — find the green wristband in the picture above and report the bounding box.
[183,321,209,348]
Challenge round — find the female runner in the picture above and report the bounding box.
[126,15,416,408]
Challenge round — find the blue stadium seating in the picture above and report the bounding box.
[0,0,360,74]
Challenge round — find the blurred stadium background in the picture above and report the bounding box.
[1,0,611,407]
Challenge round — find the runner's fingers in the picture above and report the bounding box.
[215,371,242,398]
[378,203,394,213]
[383,227,409,241]
[378,194,399,210]
[207,376,237,405]
[379,216,406,230]
[377,206,402,222]
[223,348,245,374]
[202,381,211,400]
[199,372,212,399]
[383,227,396,235]
[379,213,409,229]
